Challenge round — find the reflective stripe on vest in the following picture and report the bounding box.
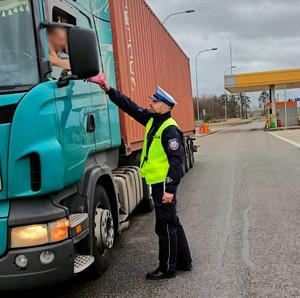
[140,117,179,185]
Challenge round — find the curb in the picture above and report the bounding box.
[195,129,222,138]
[267,126,300,132]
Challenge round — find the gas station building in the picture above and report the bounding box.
[225,68,300,128]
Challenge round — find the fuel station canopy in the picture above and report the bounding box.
[225,68,300,93]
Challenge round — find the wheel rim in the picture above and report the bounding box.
[94,206,114,253]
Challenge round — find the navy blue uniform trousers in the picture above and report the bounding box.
[151,182,192,273]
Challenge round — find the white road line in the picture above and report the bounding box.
[166,224,170,272]
[242,162,249,168]
[268,132,300,148]
[212,156,235,296]
[242,206,256,271]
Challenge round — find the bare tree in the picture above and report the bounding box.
[193,93,249,121]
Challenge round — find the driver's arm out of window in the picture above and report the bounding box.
[49,49,70,70]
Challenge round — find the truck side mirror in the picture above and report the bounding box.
[68,27,100,79]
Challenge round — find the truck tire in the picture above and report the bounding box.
[181,150,186,176]
[137,179,154,213]
[138,197,154,213]
[184,140,190,173]
[188,139,194,168]
[88,185,114,277]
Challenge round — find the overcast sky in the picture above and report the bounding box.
[146,0,300,105]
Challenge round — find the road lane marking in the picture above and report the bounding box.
[268,132,300,148]
[212,157,235,296]
[242,162,249,168]
[242,206,255,271]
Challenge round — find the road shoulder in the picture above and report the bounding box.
[268,129,300,148]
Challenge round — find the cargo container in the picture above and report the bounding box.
[109,0,195,153]
[0,0,195,291]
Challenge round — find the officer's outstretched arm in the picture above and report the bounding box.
[90,75,151,126]
[162,126,184,194]
[106,88,151,126]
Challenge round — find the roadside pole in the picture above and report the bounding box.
[284,84,287,128]
[240,96,242,119]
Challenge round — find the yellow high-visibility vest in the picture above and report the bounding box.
[140,117,179,185]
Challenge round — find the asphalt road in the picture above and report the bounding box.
[28,121,300,297]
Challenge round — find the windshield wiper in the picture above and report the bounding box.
[0,86,17,90]
[0,84,33,94]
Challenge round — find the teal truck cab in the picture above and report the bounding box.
[0,0,195,291]
[0,0,142,290]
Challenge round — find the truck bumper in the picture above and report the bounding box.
[0,239,75,291]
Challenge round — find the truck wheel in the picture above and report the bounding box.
[88,185,114,277]
[188,140,194,168]
[184,142,190,173]
[181,150,186,176]
[137,179,154,213]
[138,198,154,213]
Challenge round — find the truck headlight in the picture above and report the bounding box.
[11,224,48,248]
[10,218,70,248]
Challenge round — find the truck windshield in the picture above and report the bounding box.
[0,0,39,91]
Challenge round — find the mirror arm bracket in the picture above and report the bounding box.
[57,75,78,88]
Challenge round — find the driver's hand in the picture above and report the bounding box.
[60,69,69,77]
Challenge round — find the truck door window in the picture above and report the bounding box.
[47,25,70,74]
[53,7,76,25]
[44,2,76,78]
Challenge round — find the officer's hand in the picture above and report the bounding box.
[162,192,174,204]
[89,73,110,92]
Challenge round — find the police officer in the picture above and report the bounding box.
[92,76,192,280]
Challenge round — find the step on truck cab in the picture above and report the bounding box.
[0,0,195,291]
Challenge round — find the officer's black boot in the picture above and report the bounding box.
[176,262,193,271]
[146,267,176,280]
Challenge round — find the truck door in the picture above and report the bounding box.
[74,8,112,152]
[92,3,121,150]
[43,0,96,186]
